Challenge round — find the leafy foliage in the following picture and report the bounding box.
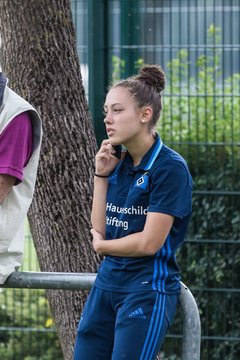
[1,22,239,360]
[112,24,240,360]
[159,25,240,360]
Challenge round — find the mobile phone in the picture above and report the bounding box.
[113,145,122,159]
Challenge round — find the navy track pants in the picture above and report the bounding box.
[74,286,178,360]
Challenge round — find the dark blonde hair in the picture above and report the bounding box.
[110,64,166,127]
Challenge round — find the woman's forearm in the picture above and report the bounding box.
[93,231,149,257]
[92,212,174,257]
[91,176,108,236]
[92,230,164,257]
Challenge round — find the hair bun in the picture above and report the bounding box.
[136,65,166,94]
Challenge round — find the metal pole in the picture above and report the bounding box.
[120,0,141,78]
[180,282,201,360]
[0,271,96,290]
[1,272,201,359]
[88,0,109,146]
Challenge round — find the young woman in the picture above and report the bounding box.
[74,65,193,360]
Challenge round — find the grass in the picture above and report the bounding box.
[22,219,39,271]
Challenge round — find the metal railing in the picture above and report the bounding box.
[0,271,201,360]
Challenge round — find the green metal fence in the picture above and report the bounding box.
[0,224,63,360]
[1,271,201,360]
[1,1,239,359]
[71,1,240,359]
[0,229,200,360]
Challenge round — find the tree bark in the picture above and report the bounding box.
[0,0,100,358]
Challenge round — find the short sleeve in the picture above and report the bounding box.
[0,112,33,184]
[148,160,193,218]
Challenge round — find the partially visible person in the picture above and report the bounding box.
[0,70,42,283]
[74,64,193,359]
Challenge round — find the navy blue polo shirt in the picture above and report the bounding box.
[95,134,193,294]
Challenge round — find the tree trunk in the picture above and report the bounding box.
[0,0,100,358]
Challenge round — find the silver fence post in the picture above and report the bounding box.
[0,271,96,290]
[179,282,201,360]
[1,273,201,359]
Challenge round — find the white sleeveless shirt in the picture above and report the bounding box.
[0,86,42,283]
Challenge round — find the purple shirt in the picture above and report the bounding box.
[0,112,33,184]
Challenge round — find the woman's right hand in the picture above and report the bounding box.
[95,140,120,176]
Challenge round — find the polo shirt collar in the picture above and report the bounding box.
[132,133,163,172]
[109,134,163,183]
